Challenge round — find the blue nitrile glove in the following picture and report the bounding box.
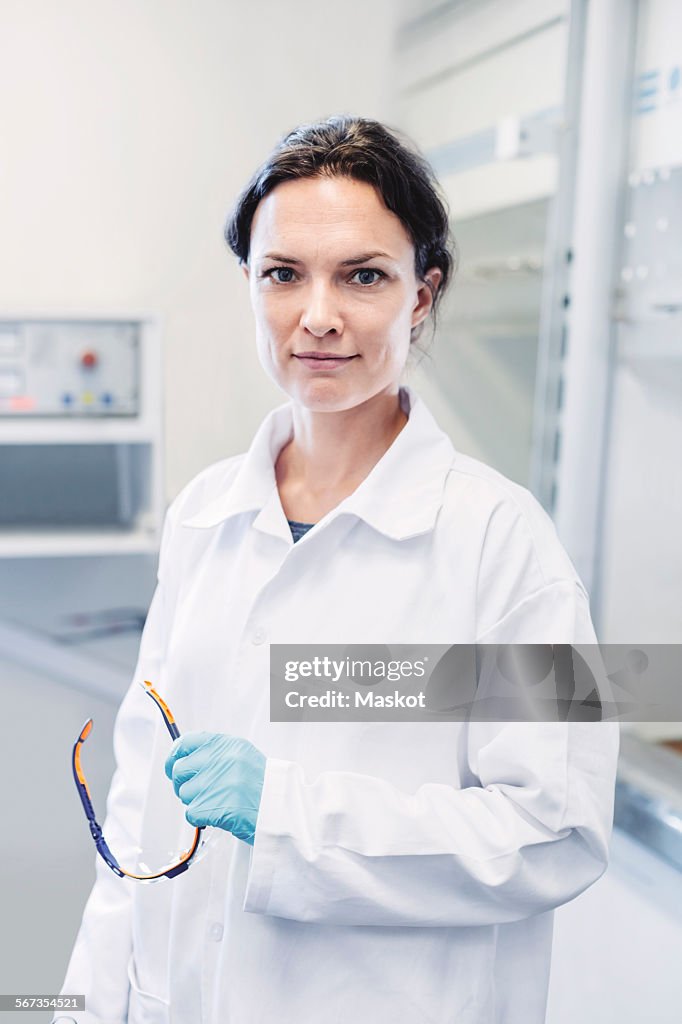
[164,732,266,845]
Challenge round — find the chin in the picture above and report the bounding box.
[290,380,368,412]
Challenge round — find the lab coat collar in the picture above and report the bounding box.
[180,384,456,541]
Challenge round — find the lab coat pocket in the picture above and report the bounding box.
[127,955,170,1024]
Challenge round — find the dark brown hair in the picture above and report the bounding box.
[224,115,456,351]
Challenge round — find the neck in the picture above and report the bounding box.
[277,388,409,496]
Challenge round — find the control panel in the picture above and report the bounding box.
[0,320,139,416]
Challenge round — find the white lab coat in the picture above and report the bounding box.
[54,384,619,1024]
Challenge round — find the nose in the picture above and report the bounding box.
[299,281,344,337]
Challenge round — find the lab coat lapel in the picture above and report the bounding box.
[180,385,457,544]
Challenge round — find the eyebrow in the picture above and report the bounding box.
[259,250,395,266]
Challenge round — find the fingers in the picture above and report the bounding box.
[185,805,203,828]
[176,772,207,806]
[164,731,213,780]
[163,732,259,837]
[185,802,218,829]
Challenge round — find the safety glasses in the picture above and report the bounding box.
[72,679,205,881]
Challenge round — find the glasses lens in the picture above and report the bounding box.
[123,824,217,883]
[118,738,220,883]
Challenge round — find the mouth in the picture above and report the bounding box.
[294,353,358,360]
[293,353,359,369]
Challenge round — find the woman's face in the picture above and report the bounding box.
[242,175,442,412]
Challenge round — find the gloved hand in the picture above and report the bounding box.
[164,732,266,845]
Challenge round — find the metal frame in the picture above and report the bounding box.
[529,0,588,512]
[548,0,639,628]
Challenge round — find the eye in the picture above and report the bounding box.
[351,268,386,286]
[261,266,297,284]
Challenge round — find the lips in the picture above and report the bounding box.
[295,353,357,360]
[294,353,358,370]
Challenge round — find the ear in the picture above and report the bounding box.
[411,267,443,330]
[241,261,250,282]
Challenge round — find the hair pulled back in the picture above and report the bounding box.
[225,115,457,348]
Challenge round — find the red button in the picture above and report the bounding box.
[10,395,36,411]
[81,351,98,368]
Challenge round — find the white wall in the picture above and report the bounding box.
[0,0,396,501]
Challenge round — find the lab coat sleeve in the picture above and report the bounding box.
[51,512,175,1024]
[244,580,620,928]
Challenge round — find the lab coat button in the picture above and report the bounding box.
[252,627,267,645]
[208,921,224,942]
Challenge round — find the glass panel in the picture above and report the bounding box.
[394,0,570,487]
[599,0,682,681]
[412,199,547,486]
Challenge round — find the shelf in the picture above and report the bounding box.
[616,316,682,360]
[438,155,557,221]
[0,422,157,444]
[0,527,160,558]
[619,337,682,360]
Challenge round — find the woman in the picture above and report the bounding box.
[55,116,619,1024]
